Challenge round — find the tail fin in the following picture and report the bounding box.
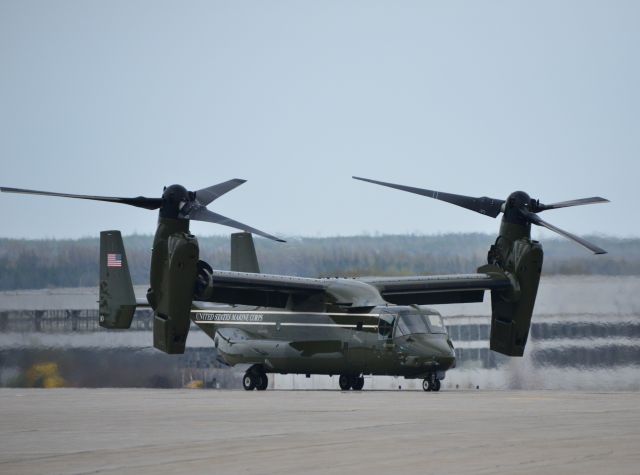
[99,230,137,329]
[230,232,260,273]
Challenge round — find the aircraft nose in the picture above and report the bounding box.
[420,335,456,370]
[436,354,456,371]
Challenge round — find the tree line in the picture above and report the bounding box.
[0,233,638,290]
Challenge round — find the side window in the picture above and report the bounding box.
[378,314,396,339]
[394,313,411,336]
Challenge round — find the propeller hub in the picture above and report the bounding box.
[161,184,190,219]
[503,191,532,225]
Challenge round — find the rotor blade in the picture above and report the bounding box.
[353,176,505,218]
[194,179,246,206]
[188,207,285,242]
[537,197,609,211]
[522,210,607,254]
[0,186,162,210]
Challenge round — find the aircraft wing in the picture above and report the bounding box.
[197,269,512,308]
[358,272,512,305]
[200,270,328,308]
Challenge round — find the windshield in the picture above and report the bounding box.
[395,313,429,336]
[394,311,447,336]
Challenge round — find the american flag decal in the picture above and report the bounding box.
[107,253,122,268]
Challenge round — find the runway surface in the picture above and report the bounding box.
[1,389,639,474]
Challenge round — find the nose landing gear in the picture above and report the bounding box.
[422,375,441,392]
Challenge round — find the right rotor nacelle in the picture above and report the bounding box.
[352,177,607,356]
[480,219,544,356]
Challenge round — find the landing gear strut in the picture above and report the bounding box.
[339,374,364,391]
[243,366,268,391]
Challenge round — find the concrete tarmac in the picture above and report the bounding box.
[1,389,639,475]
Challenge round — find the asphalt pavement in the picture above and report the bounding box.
[1,389,639,474]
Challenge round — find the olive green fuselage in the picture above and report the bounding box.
[192,305,455,379]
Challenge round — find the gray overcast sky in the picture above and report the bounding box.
[1,1,638,241]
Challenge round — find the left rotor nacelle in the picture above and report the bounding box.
[147,218,200,354]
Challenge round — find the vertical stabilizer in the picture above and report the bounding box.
[99,230,136,329]
[231,232,261,273]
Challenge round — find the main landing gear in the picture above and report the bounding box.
[339,374,365,391]
[422,375,441,392]
[243,366,268,391]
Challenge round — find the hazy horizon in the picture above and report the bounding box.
[1,230,636,242]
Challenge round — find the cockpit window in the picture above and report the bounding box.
[395,312,430,336]
[426,313,446,334]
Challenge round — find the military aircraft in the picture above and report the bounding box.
[0,178,608,391]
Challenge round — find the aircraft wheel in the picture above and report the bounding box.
[422,378,432,392]
[256,372,268,391]
[338,374,352,390]
[243,373,256,391]
[432,379,441,392]
[352,376,365,391]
